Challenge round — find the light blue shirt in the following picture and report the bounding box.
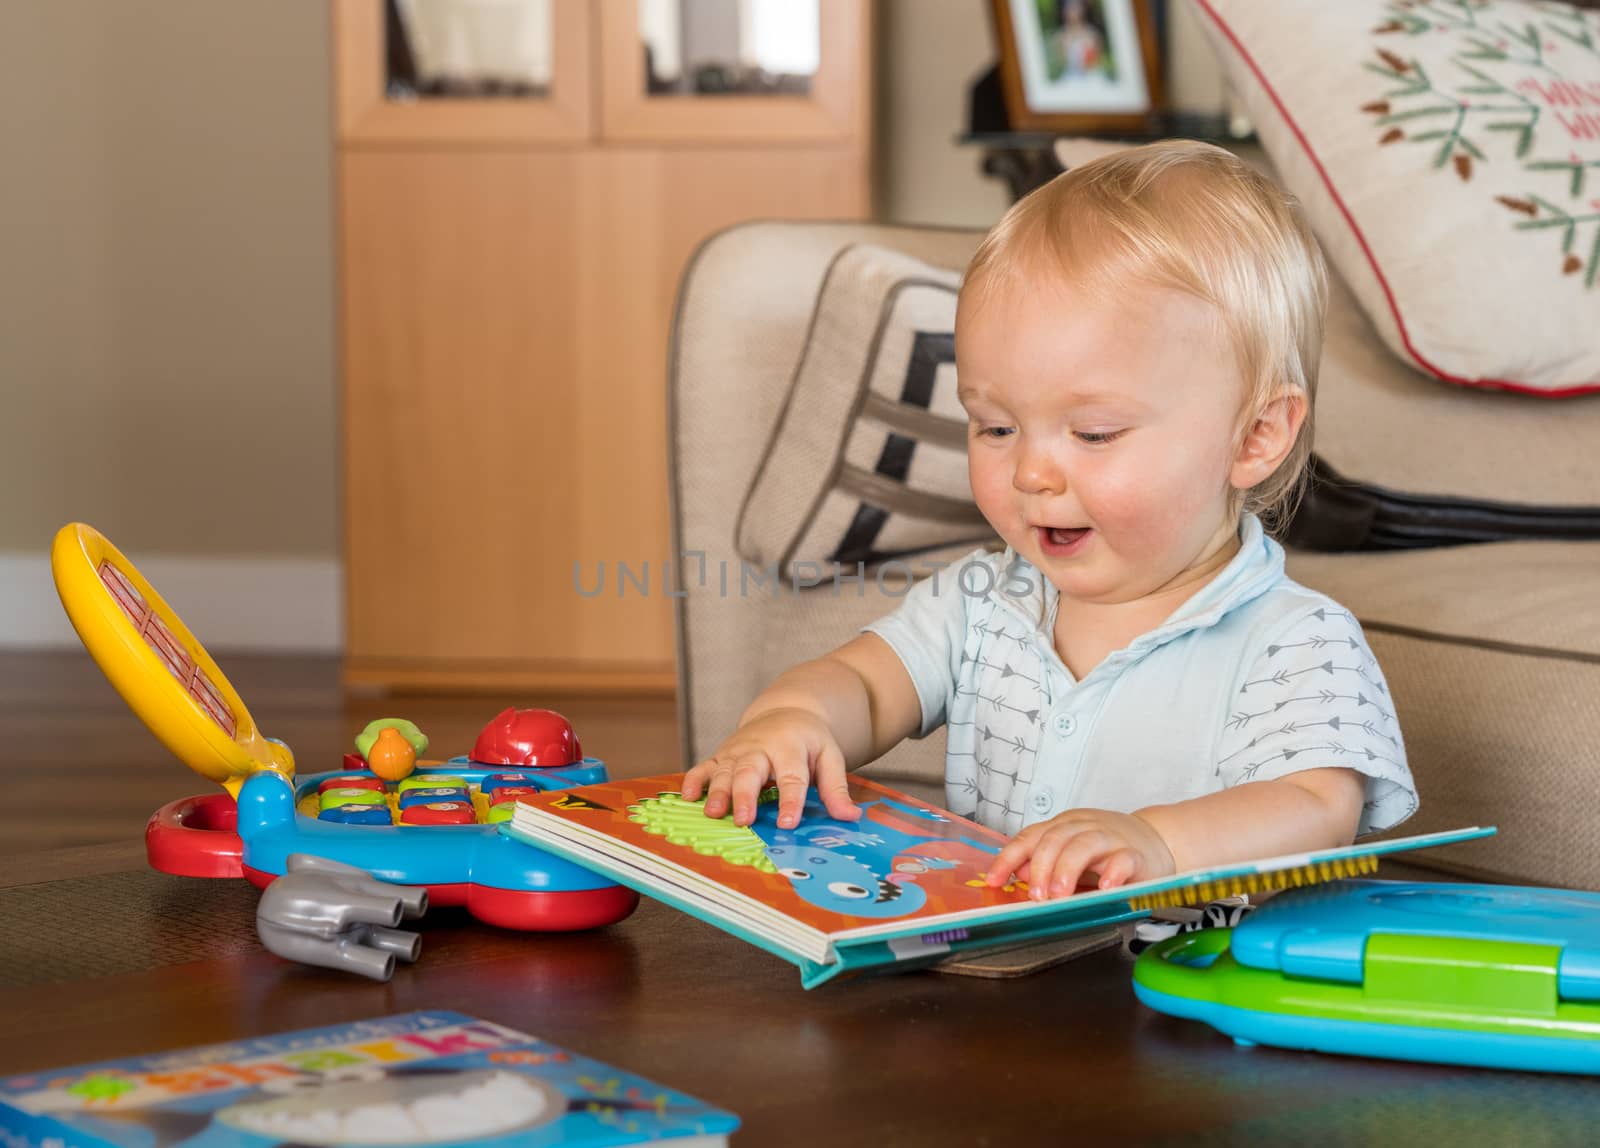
[863,515,1416,837]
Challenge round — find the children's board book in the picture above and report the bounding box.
[505,774,1494,989]
[0,1011,737,1148]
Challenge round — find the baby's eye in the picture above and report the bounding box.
[973,424,1015,440]
[1073,429,1124,445]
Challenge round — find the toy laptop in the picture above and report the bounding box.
[50,522,637,932]
[1134,878,1600,1075]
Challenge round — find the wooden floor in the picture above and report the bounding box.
[0,650,679,856]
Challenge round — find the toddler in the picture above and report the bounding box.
[682,141,1416,900]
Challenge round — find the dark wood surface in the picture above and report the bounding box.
[4,850,1599,1146]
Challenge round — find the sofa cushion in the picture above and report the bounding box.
[1195,0,1600,395]
[1287,540,1600,887]
[1312,271,1600,505]
[734,244,992,581]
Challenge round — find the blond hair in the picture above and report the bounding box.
[962,140,1327,533]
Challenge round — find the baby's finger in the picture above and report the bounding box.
[985,831,1038,887]
[727,756,775,826]
[771,755,811,830]
[1024,825,1080,901]
[812,742,860,823]
[1045,831,1112,899]
[1095,848,1139,890]
[696,758,738,819]
[680,758,718,802]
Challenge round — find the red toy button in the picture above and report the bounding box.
[489,785,538,806]
[399,802,476,826]
[470,707,583,768]
[318,774,385,794]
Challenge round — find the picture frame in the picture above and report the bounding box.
[989,0,1166,134]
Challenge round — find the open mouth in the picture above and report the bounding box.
[1037,526,1092,555]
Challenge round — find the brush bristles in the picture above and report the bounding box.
[1127,853,1380,911]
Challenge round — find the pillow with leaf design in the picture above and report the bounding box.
[1195,0,1600,395]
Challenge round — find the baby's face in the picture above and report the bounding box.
[955,274,1246,606]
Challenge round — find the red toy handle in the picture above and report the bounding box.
[146,793,245,878]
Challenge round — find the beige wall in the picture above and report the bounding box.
[1,0,1224,564]
[0,0,336,558]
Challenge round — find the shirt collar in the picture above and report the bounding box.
[989,513,1285,660]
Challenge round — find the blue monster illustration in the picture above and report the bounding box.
[749,796,1000,920]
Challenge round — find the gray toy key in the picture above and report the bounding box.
[256,853,428,981]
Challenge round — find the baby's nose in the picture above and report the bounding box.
[1013,451,1067,494]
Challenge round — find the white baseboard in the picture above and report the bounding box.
[0,551,343,653]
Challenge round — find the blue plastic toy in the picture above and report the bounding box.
[1135,878,1600,1075]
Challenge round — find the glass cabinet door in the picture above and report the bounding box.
[599,0,866,142]
[335,0,591,143]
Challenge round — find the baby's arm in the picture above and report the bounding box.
[986,768,1363,900]
[1136,767,1364,873]
[681,633,922,830]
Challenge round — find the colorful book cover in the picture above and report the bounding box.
[0,1012,737,1148]
[506,773,1495,988]
[523,774,1025,929]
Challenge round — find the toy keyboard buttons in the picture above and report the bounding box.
[400,802,476,826]
[319,788,387,813]
[320,803,394,825]
[399,786,470,809]
[481,772,535,795]
[318,774,384,794]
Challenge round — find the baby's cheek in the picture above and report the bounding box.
[967,478,1004,528]
[1086,464,1211,554]
[1080,465,1167,532]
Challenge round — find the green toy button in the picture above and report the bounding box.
[399,774,465,792]
[318,787,386,812]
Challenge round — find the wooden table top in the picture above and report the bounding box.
[2,846,1596,1146]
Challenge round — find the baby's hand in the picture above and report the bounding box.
[985,809,1174,901]
[680,708,861,830]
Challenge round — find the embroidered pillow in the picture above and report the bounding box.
[1195,0,1600,395]
[735,245,993,582]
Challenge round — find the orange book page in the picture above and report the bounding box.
[519,773,1037,934]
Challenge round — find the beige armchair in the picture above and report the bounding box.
[666,220,1600,890]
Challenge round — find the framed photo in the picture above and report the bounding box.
[989,0,1165,134]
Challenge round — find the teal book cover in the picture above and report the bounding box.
[505,773,1493,988]
[0,1011,737,1148]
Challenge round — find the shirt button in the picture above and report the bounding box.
[1052,713,1077,738]
[1031,791,1054,815]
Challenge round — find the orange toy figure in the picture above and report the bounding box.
[367,727,418,783]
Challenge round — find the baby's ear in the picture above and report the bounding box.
[1229,389,1307,491]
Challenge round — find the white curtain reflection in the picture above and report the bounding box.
[739,0,818,76]
[394,0,552,93]
[639,0,818,93]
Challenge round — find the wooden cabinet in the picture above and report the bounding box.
[334,0,872,694]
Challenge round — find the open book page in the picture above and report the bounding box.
[514,775,1496,954]
[512,775,1036,940]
